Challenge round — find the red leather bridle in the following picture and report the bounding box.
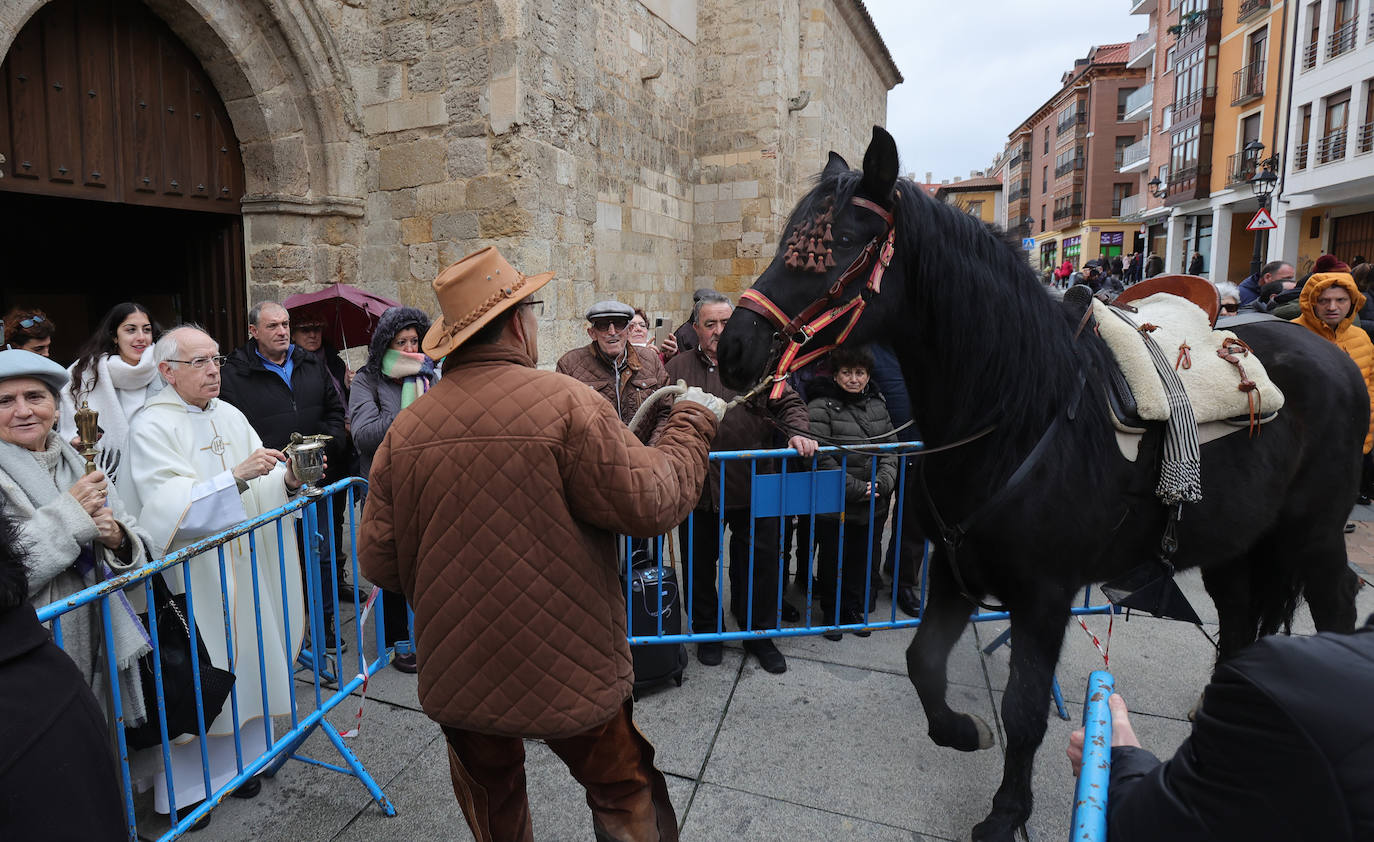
[737,195,896,399]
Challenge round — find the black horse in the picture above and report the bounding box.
[717,126,1363,841]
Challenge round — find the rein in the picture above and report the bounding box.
[737,195,897,400]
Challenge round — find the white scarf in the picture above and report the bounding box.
[60,348,163,489]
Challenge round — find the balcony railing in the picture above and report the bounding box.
[1127,32,1156,68]
[1054,158,1085,178]
[1008,146,1031,169]
[1124,83,1153,120]
[1052,203,1084,222]
[1226,151,1258,185]
[1119,136,1151,171]
[1173,86,1217,123]
[1358,122,1374,156]
[1007,179,1032,202]
[1130,0,1157,15]
[1317,129,1347,165]
[1118,193,1143,218]
[1328,19,1357,58]
[1237,0,1269,23]
[1056,109,1087,135]
[1231,60,1264,106]
[1302,40,1318,71]
[1294,141,1309,172]
[1167,163,1201,186]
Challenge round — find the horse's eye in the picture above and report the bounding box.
[837,232,853,247]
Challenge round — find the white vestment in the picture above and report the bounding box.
[126,388,305,809]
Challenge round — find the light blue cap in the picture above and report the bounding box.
[0,348,69,395]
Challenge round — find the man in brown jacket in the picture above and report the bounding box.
[358,247,726,842]
[556,299,670,443]
[666,291,817,675]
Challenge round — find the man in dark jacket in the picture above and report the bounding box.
[556,299,670,444]
[666,291,818,674]
[0,509,126,841]
[1068,617,1374,841]
[218,301,347,649]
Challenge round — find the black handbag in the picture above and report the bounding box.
[124,572,236,750]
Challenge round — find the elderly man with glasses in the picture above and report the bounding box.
[557,300,672,444]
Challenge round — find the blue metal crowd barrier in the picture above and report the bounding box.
[1070,670,1115,841]
[624,443,1117,644]
[35,477,399,841]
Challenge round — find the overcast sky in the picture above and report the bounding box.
[861,1,1144,183]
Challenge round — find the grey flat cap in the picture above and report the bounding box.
[586,300,634,321]
[0,348,69,394]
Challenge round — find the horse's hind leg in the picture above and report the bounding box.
[1201,560,1260,660]
[974,589,1070,842]
[905,545,993,752]
[1299,533,1358,634]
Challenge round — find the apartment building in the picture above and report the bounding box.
[1003,45,1147,272]
[1278,0,1374,269]
[935,177,1003,225]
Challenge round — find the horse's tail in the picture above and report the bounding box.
[1254,564,1303,638]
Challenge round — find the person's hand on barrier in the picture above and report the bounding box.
[68,471,110,516]
[1067,693,1141,777]
[234,447,286,483]
[91,507,125,549]
[789,435,819,459]
[675,385,727,422]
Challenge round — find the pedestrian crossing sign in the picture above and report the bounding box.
[1246,208,1277,231]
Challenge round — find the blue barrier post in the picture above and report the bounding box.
[1071,670,1115,841]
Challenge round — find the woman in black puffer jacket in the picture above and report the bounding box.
[806,346,898,639]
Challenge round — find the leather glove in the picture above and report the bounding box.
[674,386,727,422]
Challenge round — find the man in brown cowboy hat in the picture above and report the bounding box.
[358,246,726,842]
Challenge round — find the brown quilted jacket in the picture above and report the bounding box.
[358,342,716,738]
[665,348,810,511]
[555,342,669,443]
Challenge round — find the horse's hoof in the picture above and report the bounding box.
[969,817,1019,842]
[973,714,994,750]
[930,713,995,752]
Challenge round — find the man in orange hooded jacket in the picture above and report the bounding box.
[1291,263,1374,454]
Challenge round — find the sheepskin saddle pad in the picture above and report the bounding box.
[1092,293,1285,425]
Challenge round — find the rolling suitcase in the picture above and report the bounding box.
[627,560,688,697]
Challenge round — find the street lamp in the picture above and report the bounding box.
[1148,175,1167,199]
[1248,145,1279,282]
[1022,215,1035,234]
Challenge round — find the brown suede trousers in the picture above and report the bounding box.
[441,700,678,842]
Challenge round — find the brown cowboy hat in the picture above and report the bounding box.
[422,247,555,359]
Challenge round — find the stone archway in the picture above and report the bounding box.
[0,0,367,304]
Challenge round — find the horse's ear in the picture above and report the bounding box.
[860,126,899,204]
[823,151,850,178]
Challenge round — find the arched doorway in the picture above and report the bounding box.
[0,0,246,360]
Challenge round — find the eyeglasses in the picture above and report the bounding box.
[1219,303,1239,313]
[590,317,630,332]
[168,355,227,369]
[17,315,46,329]
[520,300,545,317]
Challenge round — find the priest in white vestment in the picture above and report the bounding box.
[125,326,307,814]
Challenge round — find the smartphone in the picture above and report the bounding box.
[653,318,669,345]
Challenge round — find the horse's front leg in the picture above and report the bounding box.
[973,590,1071,842]
[906,543,994,752]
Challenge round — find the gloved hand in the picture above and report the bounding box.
[674,385,727,422]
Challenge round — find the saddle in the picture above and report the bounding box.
[1086,276,1283,433]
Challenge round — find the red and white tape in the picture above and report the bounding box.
[1076,611,1113,669]
[341,586,382,739]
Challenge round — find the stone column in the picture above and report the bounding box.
[1272,206,1303,266]
[1208,204,1232,281]
[1165,213,1188,273]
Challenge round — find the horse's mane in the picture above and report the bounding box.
[783,168,1111,482]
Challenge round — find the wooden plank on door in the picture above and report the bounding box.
[40,0,79,186]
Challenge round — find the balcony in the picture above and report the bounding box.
[1173,3,1222,52]
[1302,41,1318,71]
[1173,85,1216,124]
[1119,137,1152,172]
[1317,129,1347,165]
[1123,83,1153,121]
[1359,123,1374,156]
[1052,203,1084,223]
[1056,108,1087,136]
[1054,157,1085,178]
[1007,145,1031,169]
[1127,32,1156,69]
[1166,163,1210,188]
[1007,179,1032,202]
[1117,193,1144,218]
[1231,60,1264,106]
[1226,151,1258,185]
[1129,0,1157,14]
[1236,0,1269,23]
[1328,19,1357,59]
[1293,141,1309,172]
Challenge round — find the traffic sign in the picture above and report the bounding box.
[1246,208,1277,231]
[1021,237,1036,250]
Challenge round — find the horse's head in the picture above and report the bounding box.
[719,126,900,392]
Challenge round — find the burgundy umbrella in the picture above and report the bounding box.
[282,284,401,350]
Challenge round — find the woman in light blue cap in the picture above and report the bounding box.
[0,348,153,729]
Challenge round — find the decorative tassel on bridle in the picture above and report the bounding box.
[784,198,838,274]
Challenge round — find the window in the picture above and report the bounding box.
[1320,89,1351,162]
[1041,205,1047,232]
[1361,83,1374,154]
[1296,103,1313,170]
[1248,26,1268,64]
[1170,124,1201,178]
[1330,0,1357,57]
[1117,88,1137,121]
[1044,126,1050,154]
[1165,46,1177,72]
[1304,2,1321,70]
[1175,48,1206,108]
[1112,183,1137,216]
[1043,165,1049,191]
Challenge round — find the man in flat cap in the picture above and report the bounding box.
[358,247,726,842]
[557,299,671,443]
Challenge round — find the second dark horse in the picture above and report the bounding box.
[717,126,1362,841]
